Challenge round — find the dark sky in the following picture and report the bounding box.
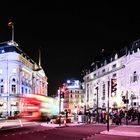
[0,1,140,95]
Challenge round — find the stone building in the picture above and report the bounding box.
[83,39,140,112]
[0,41,48,116]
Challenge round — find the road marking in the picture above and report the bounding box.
[0,121,7,129]
[18,119,23,127]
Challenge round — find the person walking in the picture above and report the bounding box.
[138,106,140,125]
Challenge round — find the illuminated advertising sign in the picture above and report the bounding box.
[66,80,80,89]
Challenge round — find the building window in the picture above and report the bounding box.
[112,64,116,69]
[11,85,16,94]
[93,73,96,78]
[0,85,4,93]
[22,87,24,93]
[102,69,105,73]
[0,69,2,74]
[25,88,27,93]
[112,73,117,78]
[102,83,105,100]
[131,71,138,83]
[12,68,16,73]
[87,77,89,80]
[12,78,16,82]
[0,79,3,83]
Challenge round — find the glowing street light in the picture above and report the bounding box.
[8,21,14,42]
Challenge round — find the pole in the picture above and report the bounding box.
[59,89,61,126]
[8,21,14,42]
[107,80,110,131]
[126,91,128,125]
[7,55,9,117]
[12,24,14,42]
[95,86,99,123]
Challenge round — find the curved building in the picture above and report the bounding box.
[0,41,48,117]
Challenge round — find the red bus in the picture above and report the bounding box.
[19,94,59,121]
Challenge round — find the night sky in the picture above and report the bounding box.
[0,1,140,95]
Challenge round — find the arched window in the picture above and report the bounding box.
[11,85,16,94]
[12,78,16,82]
[0,85,4,93]
[0,79,3,83]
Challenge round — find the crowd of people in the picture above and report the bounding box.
[80,106,140,125]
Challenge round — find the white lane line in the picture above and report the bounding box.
[19,119,23,127]
[0,121,7,129]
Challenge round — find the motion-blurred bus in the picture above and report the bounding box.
[19,94,59,121]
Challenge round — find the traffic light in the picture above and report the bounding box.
[111,78,117,93]
[60,87,65,99]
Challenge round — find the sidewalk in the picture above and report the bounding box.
[101,125,140,137]
[41,122,85,128]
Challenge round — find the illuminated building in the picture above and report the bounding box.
[63,80,85,114]
[0,41,48,116]
[84,39,140,112]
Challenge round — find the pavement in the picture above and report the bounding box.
[41,121,140,138]
[1,118,140,138]
[101,125,140,137]
[41,122,85,128]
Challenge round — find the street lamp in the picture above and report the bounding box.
[8,21,14,42]
[107,80,110,131]
[95,86,99,123]
[58,88,62,126]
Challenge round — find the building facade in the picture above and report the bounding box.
[0,41,48,116]
[83,39,140,112]
[63,88,84,114]
[62,80,84,114]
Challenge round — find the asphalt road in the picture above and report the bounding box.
[0,120,140,140]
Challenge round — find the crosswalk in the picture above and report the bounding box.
[0,119,38,129]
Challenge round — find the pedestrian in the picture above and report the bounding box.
[138,106,140,125]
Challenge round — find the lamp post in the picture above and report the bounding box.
[95,86,99,123]
[58,88,61,126]
[6,54,9,117]
[125,91,128,125]
[107,80,110,131]
[8,21,14,42]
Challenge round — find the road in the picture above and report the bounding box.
[0,119,140,140]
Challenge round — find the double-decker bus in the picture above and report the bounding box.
[19,94,59,121]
